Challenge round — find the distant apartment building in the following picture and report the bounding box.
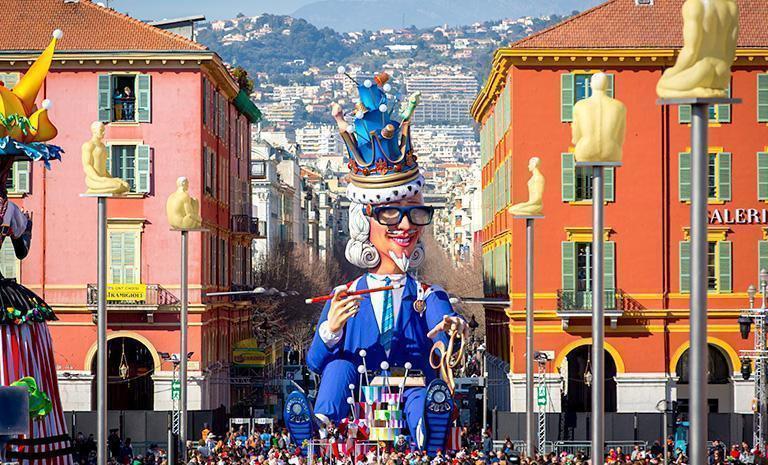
[260,101,303,125]
[411,125,479,164]
[272,84,322,104]
[296,124,343,155]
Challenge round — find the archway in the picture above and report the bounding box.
[674,344,733,414]
[91,337,155,410]
[560,345,618,413]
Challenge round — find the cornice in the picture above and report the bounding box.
[471,47,768,123]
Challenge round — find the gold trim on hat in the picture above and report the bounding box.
[350,169,420,189]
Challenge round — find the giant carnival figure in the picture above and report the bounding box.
[285,70,468,455]
[0,31,71,465]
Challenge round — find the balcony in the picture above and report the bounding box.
[556,289,626,329]
[86,283,179,322]
[231,214,259,235]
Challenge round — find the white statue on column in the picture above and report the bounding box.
[572,73,627,164]
[656,0,739,99]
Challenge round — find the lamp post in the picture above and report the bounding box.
[739,271,768,451]
[478,342,488,432]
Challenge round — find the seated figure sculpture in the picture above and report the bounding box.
[166,177,202,229]
[82,121,130,194]
[508,157,544,216]
[572,73,626,164]
[656,0,739,99]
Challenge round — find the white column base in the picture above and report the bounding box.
[615,373,669,413]
[509,373,563,413]
[152,371,204,411]
[58,371,94,411]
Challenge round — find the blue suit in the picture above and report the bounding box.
[306,273,457,439]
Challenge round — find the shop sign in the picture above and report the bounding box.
[232,338,267,367]
[107,284,147,302]
[709,208,768,225]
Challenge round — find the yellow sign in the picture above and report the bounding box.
[107,284,147,302]
[233,338,266,367]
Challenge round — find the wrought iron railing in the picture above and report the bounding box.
[231,214,259,234]
[556,289,621,311]
[86,284,179,307]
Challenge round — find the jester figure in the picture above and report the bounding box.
[0,31,71,465]
[285,70,468,454]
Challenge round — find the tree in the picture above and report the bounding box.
[231,66,254,94]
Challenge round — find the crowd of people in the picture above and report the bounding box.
[67,425,768,465]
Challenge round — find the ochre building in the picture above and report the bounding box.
[472,0,768,414]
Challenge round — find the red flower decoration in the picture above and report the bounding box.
[375,159,389,175]
[348,160,360,173]
[394,164,402,172]
[363,168,370,176]
[405,152,416,166]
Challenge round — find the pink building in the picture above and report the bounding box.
[0,0,260,411]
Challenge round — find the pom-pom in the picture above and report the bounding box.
[354,110,364,120]
[378,104,388,112]
[359,349,367,357]
[363,79,372,88]
[383,83,392,92]
[345,125,355,134]
[347,397,354,405]
[52,29,63,40]
[404,362,412,370]
[42,99,52,110]
[357,365,366,374]
[337,65,346,74]
[380,361,389,370]
[349,383,355,390]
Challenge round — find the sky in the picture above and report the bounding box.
[111,0,316,21]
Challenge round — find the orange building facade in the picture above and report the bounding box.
[473,0,768,414]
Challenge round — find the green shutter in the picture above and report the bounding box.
[606,73,615,98]
[758,152,768,200]
[0,72,20,90]
[0,241,17,279]
[98,74,113,123]
[136,74,152,123]
[561,73,574,122]
[680,241,691,294]
[562,241,576,291]
[759,241,768,276]
[109,231,123,283]
[604,166,615,202]
[758,74,768,122]
[135,145,151,193]
[562,153,576,202]
[106,144,113,175]
[679,152,692,202]
[679,105,692,124]
[716,84,732,123]
[718,152,731,201]
[124,232,137,284]
[604,241,616,306]
[13,161,30,194]
[718,241,732,293]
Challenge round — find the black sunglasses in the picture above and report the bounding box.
[367,205,435,226]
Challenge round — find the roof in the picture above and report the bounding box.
[2,0,207,52]
[512,0,768,49]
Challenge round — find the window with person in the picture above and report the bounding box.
[98,74,151,123]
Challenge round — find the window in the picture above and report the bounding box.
[202,77,209,127]
[0,240,18,279]
[759,74,768,123]
[251,161,266,179]
[679,240,731,293]
[561,240,616,310]
[98,73,151,123]
[560,73,614,122]
[5,161,31,195]
[108,230,140,284]
[106,144,151,193]
[561,153,615,202]
[758,152,768,200]
[679,83,731,124]
[678,151,731,202]
[204,147,218,197]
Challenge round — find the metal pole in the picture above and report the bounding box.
[167,412,176,465]
[525,218,535,457]
[483,339,488,433]
[180,231,189,462]
[759,279,767,451]
[591,166,605,464]
[97,197,108,465]
[689,103,709,465]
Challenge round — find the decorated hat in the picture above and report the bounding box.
[0,30,63,166]
[332,68,425,205]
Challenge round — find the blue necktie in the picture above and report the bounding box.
[380,277,394,351]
